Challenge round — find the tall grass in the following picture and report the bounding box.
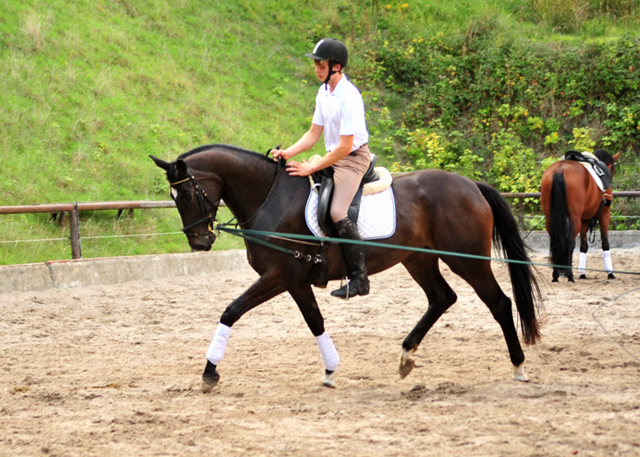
[1,0,639,265]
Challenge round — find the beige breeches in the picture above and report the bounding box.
[330,144,372,223]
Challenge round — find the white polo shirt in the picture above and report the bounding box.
[311,75,369,153]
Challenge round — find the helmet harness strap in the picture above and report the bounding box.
[324,60,336,90]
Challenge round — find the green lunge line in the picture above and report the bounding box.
[217,225,640,277]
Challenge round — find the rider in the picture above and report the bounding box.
[272,38,372,298]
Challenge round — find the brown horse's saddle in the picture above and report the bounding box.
[311,154,383,237]
[563,150,612,191]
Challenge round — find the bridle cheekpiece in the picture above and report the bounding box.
[170,168,219,237]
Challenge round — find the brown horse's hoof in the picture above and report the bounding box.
[579,274,587,280]
[608,273,616,280]
[568,277,575,283]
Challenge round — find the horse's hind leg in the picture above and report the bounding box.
[288,284,339,388]
[578,222,589,279]
[600,209,615,279]
[399,253,458,378]
[447,258,528,381]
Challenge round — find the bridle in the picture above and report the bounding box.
[170,160,281,237]
[170,168,220,237]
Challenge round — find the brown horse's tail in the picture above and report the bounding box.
[476,182,542,345]
[548,171,573,273]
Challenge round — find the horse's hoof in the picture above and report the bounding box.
[608,273,616,280]
[201,372,220,393]
[399,349,416,379]
[513,363,529,382]
[568,277,575,283]
[551,278,558,283]
[579,274,587,280]
[322,371,337,388]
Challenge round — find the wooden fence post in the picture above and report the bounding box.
[69,204,82,259]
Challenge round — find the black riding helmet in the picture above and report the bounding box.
[306,38,348,87]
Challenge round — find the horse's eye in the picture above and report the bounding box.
[182,193,193,202]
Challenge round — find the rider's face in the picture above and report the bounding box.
[314,60,330,80]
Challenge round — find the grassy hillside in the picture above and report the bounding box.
[1,0,639,265]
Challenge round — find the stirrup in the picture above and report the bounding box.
[330,277,369,299]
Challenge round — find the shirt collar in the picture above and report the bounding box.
[324,74,348,95]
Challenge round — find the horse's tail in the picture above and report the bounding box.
[476,182,542,345]
[548,171,572,271]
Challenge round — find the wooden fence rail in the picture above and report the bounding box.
[2,192,639,260]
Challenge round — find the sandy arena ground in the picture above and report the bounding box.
[1,248,639,456]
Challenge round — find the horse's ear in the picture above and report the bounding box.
[149,155,171,172]
[613,152,621,162]
[176,159,188,176]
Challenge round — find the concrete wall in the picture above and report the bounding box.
[523,230,640,253]
[1,250,250,294]
[2,231,639,295]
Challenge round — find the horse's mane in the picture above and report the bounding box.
[177,143,273,164]
[594,148,617,175]
[594,148,613,165]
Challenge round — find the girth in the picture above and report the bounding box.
[313,155,379,237]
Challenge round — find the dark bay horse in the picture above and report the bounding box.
[150,144,541,391]
[540,149,620,282]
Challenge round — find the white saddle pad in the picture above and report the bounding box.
[562,152,606,192]
[579,162,606,192]
[305,185,397,240]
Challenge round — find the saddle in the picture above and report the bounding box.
[563,150,613,191]
[312,155,380,237]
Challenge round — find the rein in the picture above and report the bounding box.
[217,225,324,264]
[215,159,326,264]
[173,158,282,236]
[235,159,283,227]
[174,155,326,264]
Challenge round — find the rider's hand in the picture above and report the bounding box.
[272,149,289,161]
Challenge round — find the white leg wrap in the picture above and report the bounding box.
[315,331,340,372]
[578,252,587,275]
[206,323,232,365]
[602,250,613,274]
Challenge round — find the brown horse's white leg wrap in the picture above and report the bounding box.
[602,250,613,274]
[206,323,231,365]
[315,331,340,372]
[578,252,588,275]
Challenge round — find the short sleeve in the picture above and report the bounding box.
[311,92,324,127]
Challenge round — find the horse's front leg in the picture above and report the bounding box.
[201,271,287,393]
[288,284,340,388]
[600,208,615,279]
[578,222,589,279]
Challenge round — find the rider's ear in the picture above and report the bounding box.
[176,159,188,176]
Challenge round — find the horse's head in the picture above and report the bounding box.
[594,149,621,177]
[150,155,220,251]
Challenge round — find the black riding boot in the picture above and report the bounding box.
[331,218,370,299]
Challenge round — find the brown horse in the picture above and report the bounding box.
[540,149,620,282]
[150,144,541,391]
